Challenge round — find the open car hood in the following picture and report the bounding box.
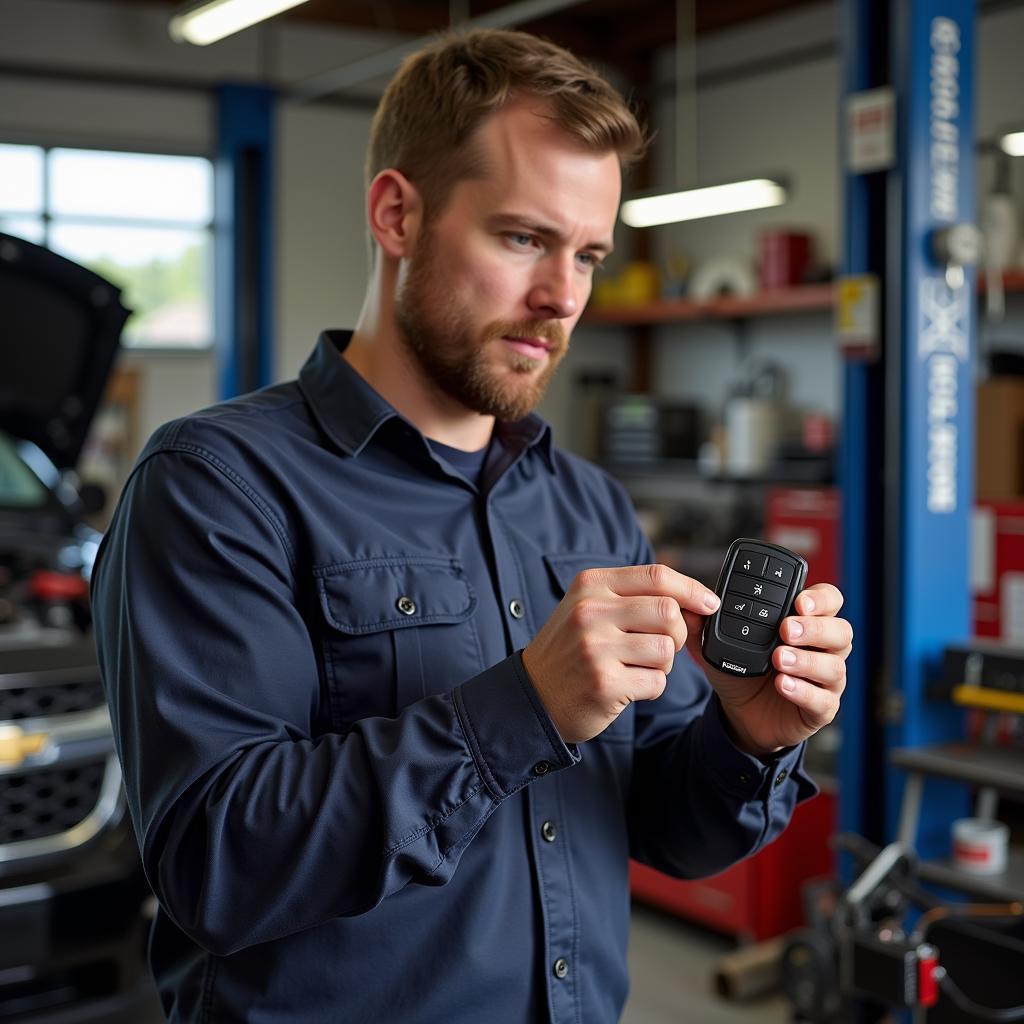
[0,232,129,469]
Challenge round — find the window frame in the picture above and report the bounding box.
[0,138,216,354]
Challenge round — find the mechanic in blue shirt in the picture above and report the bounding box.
[92,28,853,1024]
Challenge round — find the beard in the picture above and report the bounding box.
[394,229,568,423]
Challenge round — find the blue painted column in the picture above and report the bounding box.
[838,0,889,854]
[885,0,975,855]
[215,84,276,398]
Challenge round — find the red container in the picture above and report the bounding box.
[764,486,840,589]
[629,790,836,941]
[972,500,1024,640]
[758,230,813,289]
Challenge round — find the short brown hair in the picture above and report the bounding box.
[366,28,648,224]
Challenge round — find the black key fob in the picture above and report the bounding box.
[701,538,808,677]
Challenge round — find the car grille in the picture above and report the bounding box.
[0,760,107,844]
[0,650,120,863]
[0,678,105,721]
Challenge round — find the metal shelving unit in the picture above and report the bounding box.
[582,272,1024,330]
[583,282,836,327]
[891,742,1024,900]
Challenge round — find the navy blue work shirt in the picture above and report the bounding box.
[92,330,816,1024]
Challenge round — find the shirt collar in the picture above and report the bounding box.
[298,330,555,472]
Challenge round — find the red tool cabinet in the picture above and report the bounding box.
[629,788,836,942]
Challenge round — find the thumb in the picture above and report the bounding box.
[682,608,708,662]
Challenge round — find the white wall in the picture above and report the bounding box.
[649,4,841,426]
[275,104,373,379]
[648,2,841,270]
[118,350,217,445]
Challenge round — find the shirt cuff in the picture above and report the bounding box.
[700,693,817,803]
[452,650,579,802]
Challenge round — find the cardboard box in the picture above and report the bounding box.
[976,378,1024,500]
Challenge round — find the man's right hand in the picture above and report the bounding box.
[521,564,721,744]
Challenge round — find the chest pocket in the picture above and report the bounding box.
[543,551,636,745]
[315,556,482,730]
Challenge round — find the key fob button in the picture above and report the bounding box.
[719,615,775,646]
[734,550,768,578]
[765,557,795,586]
[704,539,808,678]
[724,595,752,618]
[727,575,787,605]
[750,601,781,626]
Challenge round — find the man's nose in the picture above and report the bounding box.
[527,254,579,320]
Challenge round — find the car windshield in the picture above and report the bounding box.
[0,431,49,508]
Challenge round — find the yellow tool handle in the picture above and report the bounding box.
[952,684,1024,714]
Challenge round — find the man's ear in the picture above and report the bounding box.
[366,169,423,260]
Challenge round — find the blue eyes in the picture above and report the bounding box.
[504,233,602,269]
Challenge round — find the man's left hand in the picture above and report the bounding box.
[686,582,852,757]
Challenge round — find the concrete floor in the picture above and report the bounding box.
[623,904,791,1024]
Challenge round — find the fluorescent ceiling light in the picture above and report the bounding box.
[1000,131,1024,157]
[170,0,310,46]
[620,179,787,228]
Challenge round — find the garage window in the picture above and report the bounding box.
[0,143,214,350]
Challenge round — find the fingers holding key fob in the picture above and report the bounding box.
[698,544,852,754]
[700,539,808,677]
[523,563,721,745]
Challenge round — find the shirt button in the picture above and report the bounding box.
[774,768,789,788]
[396,596,416,616]
[509,598,525,619]
[541,820,557,842]
[738,772,751,785]
[532,761,551,777]
[553,957,570,980]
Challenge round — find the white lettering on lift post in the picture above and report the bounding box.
[920,17,965,514]
[920,278,967,514]
[930,18,960,221]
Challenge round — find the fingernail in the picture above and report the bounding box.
[788,620,804,639]
[780,649,796,667]
[704,592,720,610]
[801,595,816,613]
[781,676,796,693]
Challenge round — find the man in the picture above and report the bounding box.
[92,28,852,1023]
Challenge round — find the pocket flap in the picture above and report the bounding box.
[315,557,476,634]
[543,552,626,595]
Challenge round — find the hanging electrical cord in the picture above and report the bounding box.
[675,0,698,191]
[911,900,1024,943]
[936,968,1024,1022]
[913,901,1024,1020]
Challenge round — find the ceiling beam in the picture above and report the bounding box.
[288,0,591,101]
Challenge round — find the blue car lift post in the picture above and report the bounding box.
[215,84,276,399]
[839,0,974,868]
